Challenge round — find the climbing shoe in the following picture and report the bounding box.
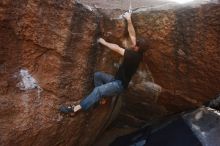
[59,105,75,114]
[99,98,107,105]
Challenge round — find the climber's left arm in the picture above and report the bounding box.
[97,38,125,56]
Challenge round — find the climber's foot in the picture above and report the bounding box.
[99,98,107,105]
[59,105,75,114]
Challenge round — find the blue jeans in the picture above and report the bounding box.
[80,72,124,111]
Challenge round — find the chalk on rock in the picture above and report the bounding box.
[16,69,39,91]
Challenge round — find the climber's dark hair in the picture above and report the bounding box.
[136,37,150,53]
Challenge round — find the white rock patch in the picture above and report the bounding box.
[16,69,39,90]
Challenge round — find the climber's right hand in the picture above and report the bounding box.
[123,12,131,21]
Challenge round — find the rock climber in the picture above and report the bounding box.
[59,12,148,114]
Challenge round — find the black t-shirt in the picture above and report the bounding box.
[115,49,142,89]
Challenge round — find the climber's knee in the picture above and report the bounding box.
[94,71,102,79]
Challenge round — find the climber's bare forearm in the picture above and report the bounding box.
[97,38,125,56]
[127,19,136,46]
[124,12,136,47]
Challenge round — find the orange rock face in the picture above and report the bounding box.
[0,0,220,145]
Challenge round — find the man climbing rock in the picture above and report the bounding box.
[59,12,148,114]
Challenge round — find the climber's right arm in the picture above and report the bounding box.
[97,38,125,56]
[124,12,136,47]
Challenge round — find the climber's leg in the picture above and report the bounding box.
[80,80,123,111]
[94,72,116,105]
[59,72,116,114]
[94,71,114,87]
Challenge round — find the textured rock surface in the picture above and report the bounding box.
[0,0,220,146]
[0,0,116,146]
